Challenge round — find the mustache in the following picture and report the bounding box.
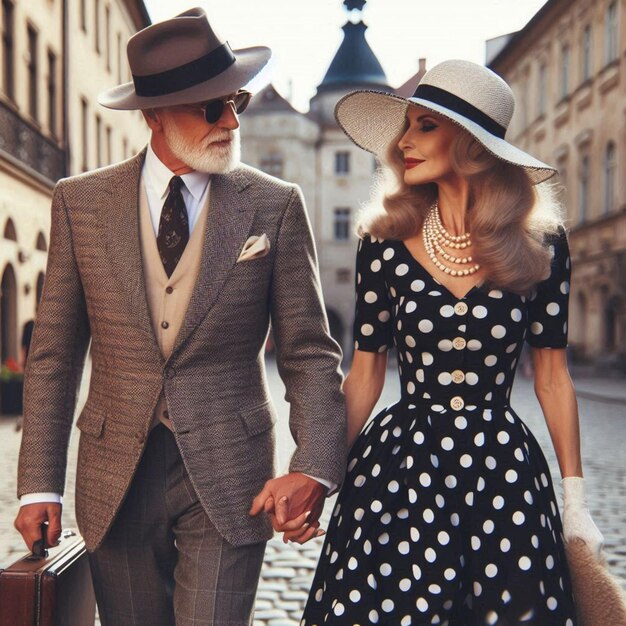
[204,129,236,145]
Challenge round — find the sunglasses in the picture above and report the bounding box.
[202,90,252,124]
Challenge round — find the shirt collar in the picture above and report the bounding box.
[144,142,211,202]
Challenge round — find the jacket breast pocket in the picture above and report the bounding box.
[76,401,106,438]
[238,400,276,437]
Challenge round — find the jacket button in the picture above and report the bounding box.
[165,286,174,294]
[452,370,465,384]
[165,367,176,379]
[454,302,468,315]
[450,396,465,411]
[161,321,169,329]
[453,337,466,350]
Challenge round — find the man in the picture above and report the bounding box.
[15,8,346,625]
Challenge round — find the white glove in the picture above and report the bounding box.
[561,476,604,557]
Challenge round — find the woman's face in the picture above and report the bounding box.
[397,105,461,186]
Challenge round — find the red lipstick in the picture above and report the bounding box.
[404,158,423,169]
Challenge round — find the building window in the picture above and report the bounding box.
[105,5,111,71]
[80,0,86,31]
[27,25,38,121]
[117,32,122,84]
[106,125,112,164]
[334,207,351,241]
[95,114,102,167]
[538,63,547,117]
[122,136,128,159]
[2,0,14,101]
[47,50,57,137]
[95,0,100,53]
[81,97,89,171]
[582,24,592,82]
[3,217,17,240]
[335,151,350,174]
[604,1,618,65]
[36,232,47,251]
[336,268,351,283]
[603,142,616,215]
[578,155,589,223]
[559,44,570,99]
[260,153,284,178]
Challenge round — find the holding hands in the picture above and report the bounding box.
[561,476,604,557]
[250,472,327,544]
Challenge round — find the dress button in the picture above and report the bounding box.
[454,302,468,315]
[161,321,169,329]
[452,370,465,384]
[450,396,465,410]
[165,286,174,294]
[453,337,466,350]
[165,367,176,379]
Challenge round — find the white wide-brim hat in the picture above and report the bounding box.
[99,7,271,110]
[335,59,556,185]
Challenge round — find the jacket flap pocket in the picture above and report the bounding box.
[76,402,106,438]
[238,400,276,437]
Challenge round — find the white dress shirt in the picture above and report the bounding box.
[21,145,332,506]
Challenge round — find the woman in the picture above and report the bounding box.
[298,60,603,625]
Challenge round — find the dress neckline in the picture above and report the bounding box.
[398,240,484,301]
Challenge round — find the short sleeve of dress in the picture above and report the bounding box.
[526,227,571,348]
[353,236,394,352]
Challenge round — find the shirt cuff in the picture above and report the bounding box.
[302,473,336,494]
[20,492,63,506]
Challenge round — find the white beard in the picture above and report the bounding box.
[161,119,241,174]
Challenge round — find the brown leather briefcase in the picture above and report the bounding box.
[0,528,96,626]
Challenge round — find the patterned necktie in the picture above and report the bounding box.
[157,176,189,277]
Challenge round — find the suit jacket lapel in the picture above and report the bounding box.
[170,167,255,356]
[103,149,160,350]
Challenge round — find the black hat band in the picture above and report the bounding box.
[133,42,236,98]
[412,84,507,139]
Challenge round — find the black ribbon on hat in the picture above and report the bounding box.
[412,84,507,139]
[133,42,236,97]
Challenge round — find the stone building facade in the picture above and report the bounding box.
[0,0,149,368]
[489,0,626,367]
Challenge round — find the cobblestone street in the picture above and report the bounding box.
[1,358,625,625]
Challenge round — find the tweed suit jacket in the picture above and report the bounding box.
[17,150,347,550]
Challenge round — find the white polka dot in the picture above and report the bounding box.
[519,556,531,570]
[399,578,411,592]
[506,469,518,483]
[474,432,485,447]
[485,564,498,578]
[531,321,543,335]
[418,319,433,333]
[372,464,381,477]
[438,531,450,545]
[401,617,411,626]
[547,597,558,610]
[472,305,488,319]
[547,302,560,316]
[511,308,522,322]
[349,590,361,603]
[354,475,366,487]
[450,513,460,526]
[485,456,497,470]
[410,527,420,541]
[441,437,454,451]
[406,301,417,313]
[445,475,457,488]
[378,310,391,322]
[369,609,379,622]
[474,581,482,596]
[406,381,415,394]
[500,538,511,552]
[354,508,365,521]
[411,279,425,292]
[546,555,555,569]
[367,574,377,589]
[370,260,381,272]
[398,541,410,555]
[419,472,431,487]
[415,369,424,382]
[497,431,510,444]
[460,454,473,468]
[560,281,570,294]
[438,372,452,385]
[486,611,498,625]
[483,355,497,367]
[465,372,479,385]
[467,339,482,351]
[493,496,505,509]
[364,540,372,554]
[315,588,323,601]
[471,536,481,550]
[424,548,436,562]
[379,563,392,576]
[388,480,400,493]
[440,305,455,317]
[444,568,456,580]
[513,511,525,525]
[495,372,505,385]
[455,415,467,429]
[488,289,503,298]
[371,500,383,513]
[364,291,378,303]
[395,264,409,276]
[483,520,495,534]
[422,352,434,365]
[438,339,453,352]
[405,335,416,347]
[383,248,395,260]
[416,597,429,612]
[348,556,358,570]
[361,324,374,336]
[491,325,506,339]
[414,431,424,444]
[423,509,435,523]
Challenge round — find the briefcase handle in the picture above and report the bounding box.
[30,522,49,560]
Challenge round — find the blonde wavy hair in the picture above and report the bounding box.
[358,126,563,295]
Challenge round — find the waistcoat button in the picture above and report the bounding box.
[450,396,465,410]
[453,337,466,350]
[454,302,468,315]
[452,370,465,384]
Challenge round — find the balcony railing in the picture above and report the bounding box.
[0,99,65,182]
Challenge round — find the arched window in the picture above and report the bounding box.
[1,264,18,362]
[3,218,17,241]
[578,155,589,223]
[36,272,45,306]
[603,142,616,215]
[36,232,47,251]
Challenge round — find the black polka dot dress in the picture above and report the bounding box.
[302,231,577,626]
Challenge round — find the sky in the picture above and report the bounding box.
[144,0,549,111]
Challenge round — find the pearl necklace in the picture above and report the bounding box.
[423,203,480,277]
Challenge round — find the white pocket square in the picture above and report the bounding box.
[237,234,271,262]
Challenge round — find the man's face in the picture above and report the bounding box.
[155,96,241,174]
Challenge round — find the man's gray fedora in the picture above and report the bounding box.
[99,7,271,110]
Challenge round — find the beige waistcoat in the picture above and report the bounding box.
[138,182,210,430]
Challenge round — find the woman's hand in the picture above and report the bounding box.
[562,476,604,557]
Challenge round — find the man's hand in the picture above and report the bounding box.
[14,503,62,552]
[250,473,327,544]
